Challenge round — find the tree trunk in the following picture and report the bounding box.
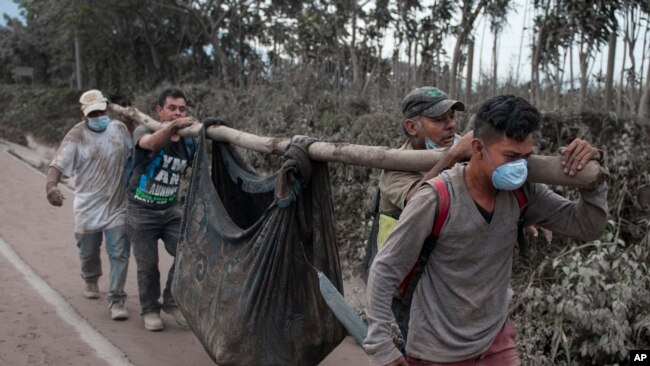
[578,43,589,111]
[646,41,650,89]
[74,35,82,90]
[449,33,464,98]
[478,19,487,91]
[569,43,574,91]
[640,43,650,118]
[435,50,441,87]
[492,28,499,94]
[516,0,529,82]
[350,6,360,89]
[109,104,607,189]
[639,20,649,93]
[626,6,640,113]
[413,40,419,86]
[465,40,474,105]
[618,32,628,115]
[554,50,565,109]
[605,31,617,112]
[531,43,540,105]
[406,40,413,87]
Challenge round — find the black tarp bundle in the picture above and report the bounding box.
[173,128,346,365]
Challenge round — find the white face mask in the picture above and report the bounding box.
[424,135,460,150]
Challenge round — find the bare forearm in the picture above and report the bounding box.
[138,123,176,152]
[46,167,62,191]
[45,167,66,206]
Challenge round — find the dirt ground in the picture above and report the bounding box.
[0,140,367,365]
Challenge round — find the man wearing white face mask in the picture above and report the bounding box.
[46,89,132,321]
[372,88,468,256]
[364,95,608,366]
[377,87,466,223]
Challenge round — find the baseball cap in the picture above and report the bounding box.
[402,87,465,119]
[79,90,108,116]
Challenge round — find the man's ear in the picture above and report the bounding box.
[471,138,483,157]
[403,118,418,137]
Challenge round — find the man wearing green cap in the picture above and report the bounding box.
[379,86,467,213]
[375,87,467,251]
[361,86,469,352]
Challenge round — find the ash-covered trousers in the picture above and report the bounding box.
[75,225,130,306]
[405,319,520,366]
[126,202,182,315]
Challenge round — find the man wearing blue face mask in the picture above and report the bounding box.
[46,89,132,321]
[364,95,608,366]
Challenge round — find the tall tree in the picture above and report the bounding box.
[449,0,487,99]
[564,0,620,110]
[484,0,513,94]
[417,0,454,87]
[605,31,617,111]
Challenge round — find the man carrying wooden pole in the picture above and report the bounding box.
[363,95,609,366]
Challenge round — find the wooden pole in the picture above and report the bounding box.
[109,104,608,189]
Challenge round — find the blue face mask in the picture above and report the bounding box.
[424,135,460,150]
[481,141,528,190]
[87,115,110,132]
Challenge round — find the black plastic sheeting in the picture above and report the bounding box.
[173,128,346,365]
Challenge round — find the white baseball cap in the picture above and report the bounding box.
[79,89,108,116]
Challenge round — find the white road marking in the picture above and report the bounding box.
[0,237,134,366]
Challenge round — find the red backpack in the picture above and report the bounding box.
[391,176,527,345]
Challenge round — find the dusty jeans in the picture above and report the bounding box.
[126,202,182,315]
[405,319,520,366]
[75,225,130,306]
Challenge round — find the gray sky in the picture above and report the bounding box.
[1,0,647,89]
[389,0,648,90]
[0,0,19,27]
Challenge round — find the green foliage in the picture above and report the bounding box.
[515,234,650,364]
[513,111,650,364]
[0,85,78,145]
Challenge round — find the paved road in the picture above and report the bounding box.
[0,147,366,365]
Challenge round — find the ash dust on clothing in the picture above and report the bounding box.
[49,120,132,233]
[127,125,191,209]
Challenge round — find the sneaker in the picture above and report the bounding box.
[83,282,99,299]
[163,308,189,327]
[110,303,129,321]
[143,312,164,331]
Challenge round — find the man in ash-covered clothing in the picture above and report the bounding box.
[126,87,196,332]
[364,95,608,365]
[46,89,132,321]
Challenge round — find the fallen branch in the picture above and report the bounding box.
[109,104,608,189]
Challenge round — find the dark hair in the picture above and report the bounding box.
[473,95,540,142]
[157,88,186,107]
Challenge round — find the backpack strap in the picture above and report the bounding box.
[430,178,450,237]
[394,177,450,325]
[513,188,526,211]
[513,188,529,259]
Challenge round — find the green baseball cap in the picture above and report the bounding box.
[402,87,465,119]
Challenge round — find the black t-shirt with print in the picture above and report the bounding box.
[127,125,191,209]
